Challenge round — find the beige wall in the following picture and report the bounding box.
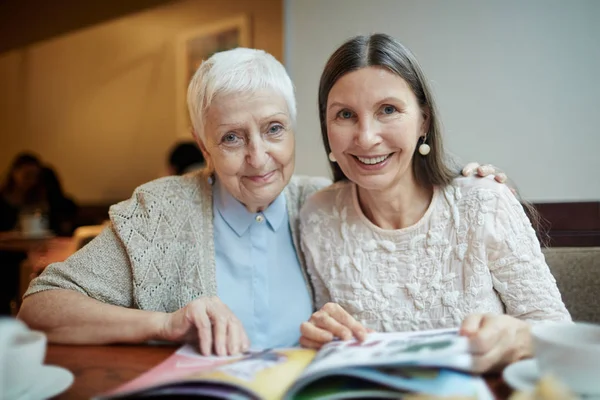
[0,0,283,203]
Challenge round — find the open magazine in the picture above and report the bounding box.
[95,328,493,400]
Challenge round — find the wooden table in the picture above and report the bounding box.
[46,344,513,399]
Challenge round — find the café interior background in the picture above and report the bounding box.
[0,0,598,207]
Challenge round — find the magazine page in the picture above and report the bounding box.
[300,328,471,378]
[96,345,317,400]
[187,348,316,400]
[283,329,491,400]
[95,344,243,399]
[285,368,493,400]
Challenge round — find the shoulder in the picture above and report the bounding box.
[450,175,515,205]
[109,170,210,220]
[284,175,332,208]
[299,180,353,220]
[447,176,526,227]
[287,175,332,197]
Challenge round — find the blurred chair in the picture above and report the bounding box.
[73,224,105,250]
[542,247,600,324]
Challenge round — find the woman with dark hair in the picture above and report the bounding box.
[0,153,44,231]
[0,153,44,315]
[298,34,570,372]
[39,166,78,236]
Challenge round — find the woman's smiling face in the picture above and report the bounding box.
[326,66,428,191]
[200,89,295,212]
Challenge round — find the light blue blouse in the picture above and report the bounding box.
[213,179,313,349]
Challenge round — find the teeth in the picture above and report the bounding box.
[356,155,389,165]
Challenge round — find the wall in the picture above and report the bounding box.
[285,0,600,202]
[0,0,283,203]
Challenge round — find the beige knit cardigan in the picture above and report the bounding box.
[25,171,331,312]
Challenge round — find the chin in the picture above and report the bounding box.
[352,176,394,191]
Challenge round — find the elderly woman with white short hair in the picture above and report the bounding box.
[18,47,504,356]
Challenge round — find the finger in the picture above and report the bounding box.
[300,321,334,343]
[299,335,326,349]
[461,162,480,176]
[468,315,503,355]
[211,315,228,356]
[192,310,213,356]
[470,327,514,373]
[311,311,354,341]
[321,303,368,340]
[476,164,495,177]
[459,314,484,337]
[227,320,241,355]
[494,172,507,183]
[240,329,250,353]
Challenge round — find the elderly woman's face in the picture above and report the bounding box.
[201,89,295,212]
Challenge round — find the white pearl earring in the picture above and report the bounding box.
[418,138,430,156]
[328,152,337,162]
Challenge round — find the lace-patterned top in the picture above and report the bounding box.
[299,176,571,332]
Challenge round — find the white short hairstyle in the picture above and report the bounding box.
[187,48,296,142]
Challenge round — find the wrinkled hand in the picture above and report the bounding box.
[161,296,249,356]
[299,303,369,349]
[461,162,508,184]
[460,313,532,373]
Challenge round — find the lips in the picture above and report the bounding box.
[245,170,276,183]
[354,154,392,165]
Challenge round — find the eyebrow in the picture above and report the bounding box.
[328,101,349,111]
[328,97,407,111]
[217,112,289,128]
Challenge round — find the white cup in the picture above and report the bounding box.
[0,320,47,400]
[19,212,47,237]
[532,321,600,395]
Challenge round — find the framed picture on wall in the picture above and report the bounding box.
[175,15,251,138]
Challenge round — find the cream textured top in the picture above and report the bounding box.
[25,171,331,312]
[299,176,571,332]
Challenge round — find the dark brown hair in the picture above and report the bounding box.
[318,33,456,186]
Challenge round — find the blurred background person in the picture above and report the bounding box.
[167,141,205,175]
[0,153,45,232]
[0,153,45,315]
[40,166,78,237]
[0,153,79,315]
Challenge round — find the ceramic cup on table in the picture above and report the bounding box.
[18,211,49,238]
[0,317,74,400]
[532,321,600,396]
[0,319,47,399]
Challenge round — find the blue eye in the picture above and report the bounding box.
[223,133,239,143]
[383,105,396,114]
[268,124,283,134]
[338,110,354,119]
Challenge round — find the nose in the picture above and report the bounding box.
[246,139,269,169]
[355,118,382,149]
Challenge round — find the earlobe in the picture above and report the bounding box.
[420,106,431,135]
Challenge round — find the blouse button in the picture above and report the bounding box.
[255,214,264,223]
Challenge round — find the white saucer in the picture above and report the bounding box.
[503,358,539,392]
[11,365,74,400]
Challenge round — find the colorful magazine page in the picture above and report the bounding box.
[96,347,316,400]
[95,345,250,399]
[95,328,492,400]
[187,348,316,400]
[288,368,493,400]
